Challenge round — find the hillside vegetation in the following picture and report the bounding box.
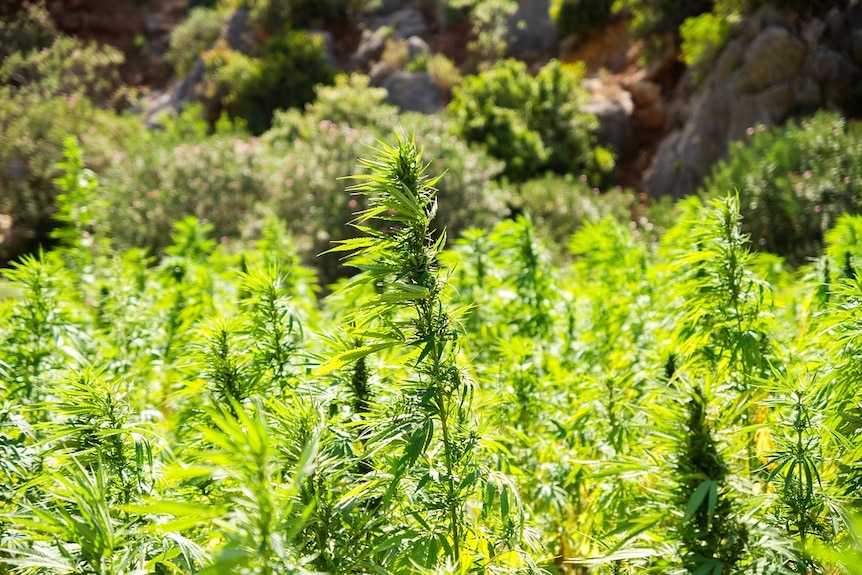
[3,1,862,573]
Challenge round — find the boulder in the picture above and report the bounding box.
[381,71,442,113]
[352,26,391,70]
[406,35,431,60]
[369,60,397,85]
[643,3,862,199]
[584,90,634,154]
[507,0,556,58]
[741,26,805,91]
[368,7,429,39]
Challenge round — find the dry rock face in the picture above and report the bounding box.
[507,0,557,58]
[645,3,862,199]
[583,78,635,155]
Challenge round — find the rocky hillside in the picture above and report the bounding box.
[3,0,862,270]
[11,0,861,196]
[646,2,862,199]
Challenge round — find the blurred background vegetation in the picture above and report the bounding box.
[1,0,860,283]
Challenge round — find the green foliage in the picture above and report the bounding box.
[703,111,862,265]
[549,0,614,39]
[448,0,518,70]
[674,385,748,574]
[1,35,126,105]
[278,73,396,130]
[203,30,335,134]
[427,53,464,94]
[613,0,713,40]
[220,0,368,30]
[165,6,226,76]
[449,59,609,183]
[261,104,506,283]
[0,1,58,59]
[512,176,638,259]
[97,125,267,255]
[680,11,735,87]
[0,6,131,266]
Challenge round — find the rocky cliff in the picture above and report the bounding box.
[644,2,862,198]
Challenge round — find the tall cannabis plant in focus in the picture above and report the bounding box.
[323,133,533,572]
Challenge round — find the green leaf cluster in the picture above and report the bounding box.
[448,59,610,183]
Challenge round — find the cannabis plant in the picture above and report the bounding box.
[323,133,533,572]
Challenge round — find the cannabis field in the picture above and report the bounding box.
[2,134,862,575]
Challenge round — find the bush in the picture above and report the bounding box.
[702,111,862,265]
[427,53,463,95]
[0,7,130,265]
[219,0,368,30]
[95,117,265,255]
[447,0,517,69]
[514,175,636,253]
[1,35,125,106]
[165,6,226,76]
[267,73,396,136]
[680,11,735,87]
[549,0,614,38]
[203,30,335,134]
[614,0,714,39]
[0,88,139,265]
[448,59,610,183]
[0,2,57,59]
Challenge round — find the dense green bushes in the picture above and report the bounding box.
[548,0,614,38]
[448,59,612,183]
[165,6,226,75]
[202,30,335,134]
[702,111,862,265]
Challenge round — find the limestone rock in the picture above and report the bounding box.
[406,35,430,60]
[369,60,397,85]
[643,3,862,199]
[584,90,634,154]
[507,0,556,58]
[742,26,805,91]
[382,70,442,113]
[352,27,391,69]
[368,7,429,39]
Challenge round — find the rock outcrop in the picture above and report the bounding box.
[645,3,862,199]
[583,78,634,155]
[507,0,557,58]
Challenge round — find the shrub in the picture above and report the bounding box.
[203,30,335,134]
[265,74,397,140]
[448,59,609,183]
[380,37,410,69]
[0,1,58,59]
[702,111,862,265]
[514,175,636,253]
[0,83,132,266]
[1,35,125,106]
[613,0,714,39]
[680,11,735,87]
[549,0,614,38]
[165,6,226,76]
[218,0,368,30]
[427,53,463,95]
[448,0,517,69]
[96,125,267,255]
